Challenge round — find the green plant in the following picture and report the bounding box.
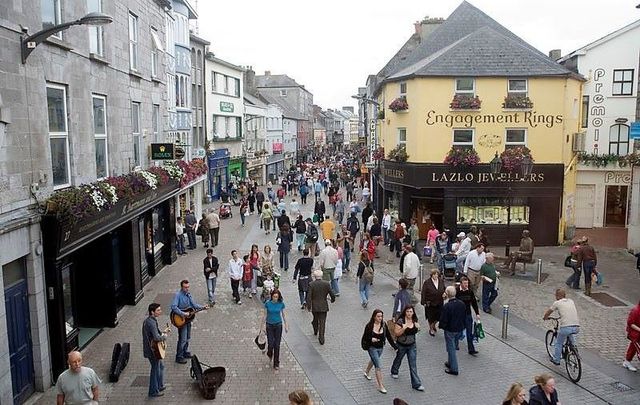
[450,94,481,109]
[443,146,480,167]
[387,145,409,162]
[502,94,534,109]
[577,152,640,167]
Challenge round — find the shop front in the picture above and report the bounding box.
[207,148,230,200]
[575,166,631,228]
[376,160,565,246]
[41,180,180,380]
[246,156,265,185]
[228,158,246,182]
[266,154,285,183]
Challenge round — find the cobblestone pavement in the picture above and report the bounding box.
[28,190,640,404]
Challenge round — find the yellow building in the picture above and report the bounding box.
[372,2,583,245]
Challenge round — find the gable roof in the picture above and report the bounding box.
[244,93,268,108]
[255,74,301,88]
[257,91,305,120]
[558,19,640,62]
[389,26,573,79]
[382,1,575,83]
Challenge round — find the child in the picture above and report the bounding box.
[261,274,275,302]
[242,254,253,298]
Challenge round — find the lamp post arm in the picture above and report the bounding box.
[22,20,82,63]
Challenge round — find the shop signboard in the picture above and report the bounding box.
[150,143,174,160]
[220,101,234,113]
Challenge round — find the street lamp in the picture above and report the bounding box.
[21,12,113,63]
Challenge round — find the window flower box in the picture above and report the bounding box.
[502,94,533,109]
[387,145,409,162]
[443,146,480,167]
[500,146,534,172]
[372,146,385,161]
[388,97,409,112]
[450,94,481,110]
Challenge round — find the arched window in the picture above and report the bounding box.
[609,124,629,155]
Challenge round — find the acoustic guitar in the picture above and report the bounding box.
[170,306,209,328]
[151,323,171,360]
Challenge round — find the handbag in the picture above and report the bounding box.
[424,246,433,256]
[386,319,397,342]
[564,255,572,268]
[473,321,485,340]
[254,331,266,351]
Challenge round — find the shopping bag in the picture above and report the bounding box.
[564,255,572,267]
[423,246,432,257]
[254,331,266,351]
[474,321,485,340]
[595,271,603,285]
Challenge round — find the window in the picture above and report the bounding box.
[508,79,527,95]
[152,104,160,143]
[505,129,526,147]
[212,115,218,136]
[235,117,242,138]
[280,89,287,97]
[151,28,163,78]
[165,15,175,57]
[580,96,589,128]
[609,124,629,155]
[453,129,474,146]
[167,73,176,110]
[47,85,70,187]
[399,82,407,95]
[227,76,236,97]
[457,197,529,225]
[87,0,103,55]
[175,74,190,108]
[455,78,474,95]
[612,69,634,96]
[128,12,138,70]
[234,78,241,97]
[131,102,141,166]
[398,128,407,146]
[42,0,62,39]
[92,95,108,178]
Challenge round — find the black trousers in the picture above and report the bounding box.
[230,279,240,302]
[311,311,328,343]
[266,323,283,367]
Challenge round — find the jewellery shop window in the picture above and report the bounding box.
[388,193,400,217]
[456,197,529,225]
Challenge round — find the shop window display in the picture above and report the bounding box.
[457,197,529,225]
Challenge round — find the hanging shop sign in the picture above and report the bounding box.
[150,143,175,160]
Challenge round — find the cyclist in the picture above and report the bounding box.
[543,288,580,366]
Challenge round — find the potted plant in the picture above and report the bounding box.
[502,94,533,109]
[377,110,385,120]
[500,146,534,172]
[387,145,409,162]
[388,97,409,112]
[443,146,480,167]
[450,94,482,110]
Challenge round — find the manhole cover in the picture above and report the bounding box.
[154,293,175,307]
[590,292,627,307]
[610,381,633,392]
[131,375,149,387]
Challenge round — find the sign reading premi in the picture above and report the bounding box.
[425,110,563,128]
[381,161,563,190]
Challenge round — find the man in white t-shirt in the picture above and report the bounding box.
[402,245,421,303]
[543,288,580,365]
[56,351,100,405]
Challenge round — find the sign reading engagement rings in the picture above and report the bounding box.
[426,110,563,128]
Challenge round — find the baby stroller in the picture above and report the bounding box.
[219,202,233,219]
[260,271,281,302]
[442,253,457,280]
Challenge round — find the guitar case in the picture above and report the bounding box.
[190,355,225,400]
[109,342,130,382]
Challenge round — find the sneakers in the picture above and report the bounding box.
[378,387,387,394]
[237,300,242,305]
[623,360,638,372]
[363,371,372,380]
[390,374,399,379]
[414,385,425,391]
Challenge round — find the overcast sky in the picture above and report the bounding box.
[197,0,639,111]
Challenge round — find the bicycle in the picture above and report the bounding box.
[545,317,582,382]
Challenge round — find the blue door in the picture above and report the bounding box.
[5,279,35,404]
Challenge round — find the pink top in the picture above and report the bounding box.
[427,229,440,243]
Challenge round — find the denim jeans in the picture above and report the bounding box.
[583,260,595,286]
[176,322,191,361]
[554,325,579,363]
[482,281,498,311]
[176,234,185,254]
[186,229,196,249]
[331,277,340,295]
[298,289,307,305]
[461,314,476,353]
[343,248,351,271]
[456,255,467,273]
[296,234,306,250]
[147,357,164,396]
[240,212,245,225]
[266,323,283,367]
[368,347,383,369]
[383,227,389,245]
[359,278,370,304]
[206,276,217,303]
[444,331,462,372]
[390,343,422,389]
[279,251,289,270]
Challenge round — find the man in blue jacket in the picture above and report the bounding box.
[142,303,168,397]
[439,286,467,376]
[171,280,207,364]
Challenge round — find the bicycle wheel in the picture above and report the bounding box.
[545,330,556,360]
[565,348,582,383]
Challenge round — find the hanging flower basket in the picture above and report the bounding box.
[500,146,534,172]
[443,146,480,167]
[502,94,533,109]
[387,145,409,162]
[388,97,409,112]
[372,147,385,161]
[450,94,481,110]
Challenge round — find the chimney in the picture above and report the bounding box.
[264,70,271,76]
[419,17,444,41]
[414,21,422,36]
[548,49,562,61]
[244,67,256,96]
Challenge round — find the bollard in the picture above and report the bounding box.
[501,304,510,339]
[537,258,543,284]
[418,264,424,293]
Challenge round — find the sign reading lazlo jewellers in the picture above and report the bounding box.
[426,110,563,128]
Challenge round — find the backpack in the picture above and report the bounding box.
[347,217,360,234]
[306,225,318,242]
[362,261,374,283]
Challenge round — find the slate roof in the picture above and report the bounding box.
[257,91,306,120]
[389,26,573,79]
[244,93,268,108]
[255,74,301,88]
[383,1,575,82]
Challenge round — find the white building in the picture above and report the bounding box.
[244,93,267,184]
[559,20,640,233]
[265,104,286,182]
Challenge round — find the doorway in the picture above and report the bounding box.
[3,258,35,404]
[411,197,444,239]
[575,185,595,228]
[604,185,628,227]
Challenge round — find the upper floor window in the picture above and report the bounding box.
[131,102,141,166]
[46,84,70,188]
[612,69,634,96]
[280,89,287,97]
[453,128,474,146]
[398,128,407,147]
[455,78,474,95]
[609,124,629,155]
[87,0,103,55]
[399,82,407,95]
[128,12,138,71]
[92,95,108,179]
[508,79,527,95]
[165,15,175,56]
[151,28,163,78]
[505,129,526,148]
[581,96,589,128]
[42,0,62,39]
[152,104,160,143]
